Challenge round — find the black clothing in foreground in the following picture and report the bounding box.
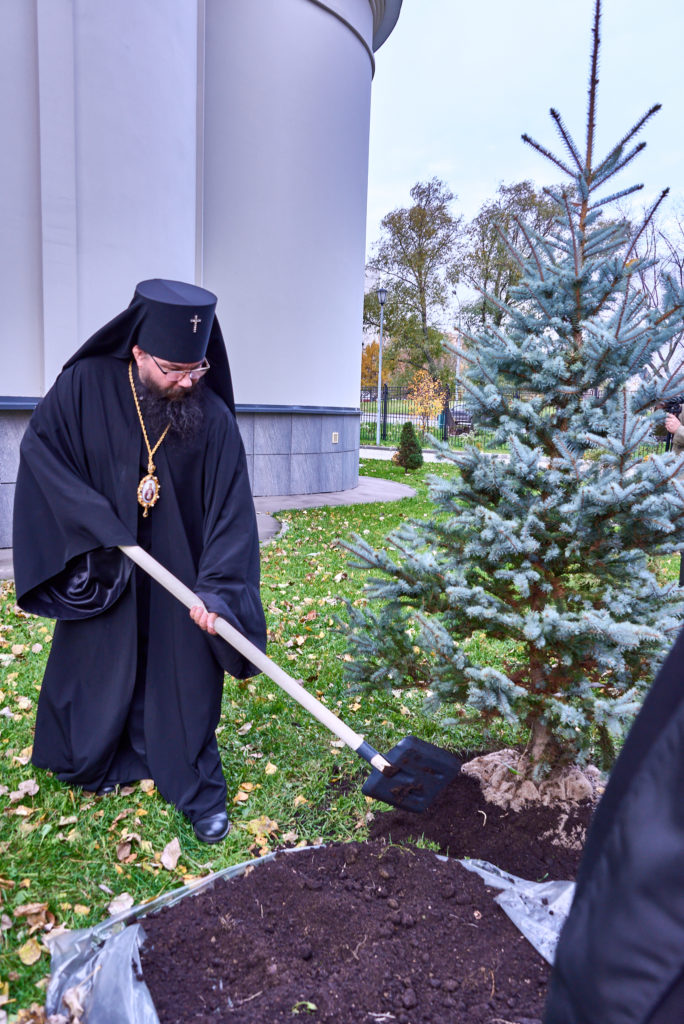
[544,626,684,1024]
[13,354,266,823]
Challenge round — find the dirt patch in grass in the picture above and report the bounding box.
[367,769,593,880]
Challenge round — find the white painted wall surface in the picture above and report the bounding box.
[202,0,373,408]
[2,0,201,391]
[72,0,200,348]
[1,2,43,396]
[0,0,398,401]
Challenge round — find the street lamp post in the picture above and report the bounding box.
[375,287,387,445]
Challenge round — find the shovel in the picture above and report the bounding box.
[119,544,461,812]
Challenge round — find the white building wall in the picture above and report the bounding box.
[203,0,373,409]
[0,0,402,543]
[72,0,200,346]
[1,1,43,397]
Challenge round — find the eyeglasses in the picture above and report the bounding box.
[150,354,210,382]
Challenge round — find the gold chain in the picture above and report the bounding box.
[128,360,170,474]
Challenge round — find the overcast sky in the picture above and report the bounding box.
[365,0,684,251]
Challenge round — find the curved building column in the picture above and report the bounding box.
[202,0,400,494]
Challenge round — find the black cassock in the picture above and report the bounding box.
[13,354,266,823]
[544,626,684,1024]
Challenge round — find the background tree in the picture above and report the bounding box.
[407,370,444,435]
[456,180,558,329]
[626,203,684,381]
[365,178,462,383]
[341,0,684,780]
[360,341,389,389]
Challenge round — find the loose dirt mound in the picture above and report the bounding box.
[367,768,594,879]
[139,772,593,1022]
[141,841,548,1024]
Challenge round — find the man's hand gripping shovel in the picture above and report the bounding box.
[120,545,461,813]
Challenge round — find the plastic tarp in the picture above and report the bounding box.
[45,924,157,1024]
[456,858,575,965]
[43,848,574,1021]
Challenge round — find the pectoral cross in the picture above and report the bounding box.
[190,314,202,333]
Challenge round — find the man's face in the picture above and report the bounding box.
[132,345,205,400]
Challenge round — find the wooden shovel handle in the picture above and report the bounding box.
[119,544,372,758]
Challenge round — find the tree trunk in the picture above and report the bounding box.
[526,718,555,774]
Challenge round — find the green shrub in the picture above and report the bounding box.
[394,421,423,471]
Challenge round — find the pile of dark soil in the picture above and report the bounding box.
[141,841,547,1024]
[368,770,592,880]
[140,774,593,1023]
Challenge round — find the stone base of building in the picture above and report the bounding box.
[237,407,360,496]
[0,410,31,548]
[0,406,360,547]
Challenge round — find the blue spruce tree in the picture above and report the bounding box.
[341,0,684,777]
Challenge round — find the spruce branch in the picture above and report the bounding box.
[550,108,584,172]
[624,188,671,264]
[509,215,547,281]
[521,134,575,178]
[593,104,662,181]
[472,275,554,323]
[589,183,644,210]
[613,280,633,341]
[592,143,648,190]
[494,221,527,275]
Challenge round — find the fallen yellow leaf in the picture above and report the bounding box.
[293,795,308,807]
[73,905,90,916]
[139,779,155,794]
[245,815,279,836]
[18,937,42,965]
[264,762,278,775]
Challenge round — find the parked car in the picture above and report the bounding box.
[448,407,473,434]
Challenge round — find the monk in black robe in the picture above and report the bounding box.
[544,624,684,1023]
[13,279,266,844]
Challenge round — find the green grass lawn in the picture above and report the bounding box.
[0,456,680,1013]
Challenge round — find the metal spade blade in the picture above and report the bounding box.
[361,735,461,812]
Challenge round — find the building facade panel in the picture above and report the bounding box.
[0,0,401,546]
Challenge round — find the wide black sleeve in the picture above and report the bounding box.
[13,364,135,618]
[192,409,267,678]
[544,625,684,1023]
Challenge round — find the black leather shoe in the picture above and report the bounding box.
[193,811,231,844]
[95,779,137,795]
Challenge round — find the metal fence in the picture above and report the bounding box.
[359,385,669,455]
[360,385,484,447]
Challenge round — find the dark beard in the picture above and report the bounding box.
[134,370,206,444]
